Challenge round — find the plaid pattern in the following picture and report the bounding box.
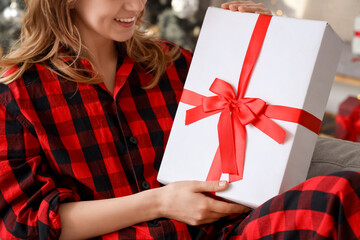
[229,171,360,240]
[1,41,360,239]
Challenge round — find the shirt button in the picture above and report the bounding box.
[141,180,150,190]
[129,136,137,145]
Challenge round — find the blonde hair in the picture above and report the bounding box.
[0,0,179,89]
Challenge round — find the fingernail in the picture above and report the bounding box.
[219,181,227,187]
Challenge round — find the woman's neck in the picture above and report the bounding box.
[85,39,119,94]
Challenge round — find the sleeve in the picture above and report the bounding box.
[0,93,76,239]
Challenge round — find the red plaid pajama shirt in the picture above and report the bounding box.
[0,42,360,239]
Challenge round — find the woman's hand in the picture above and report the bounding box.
[158,180,250,226]
[221,1,272,15]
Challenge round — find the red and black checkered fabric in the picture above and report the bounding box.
[229,171,360,239]
[1,40,360,239]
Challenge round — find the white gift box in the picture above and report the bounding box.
[157,7,343,209]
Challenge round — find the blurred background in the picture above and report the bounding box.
[1,0,360,139]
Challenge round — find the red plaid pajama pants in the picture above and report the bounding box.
[111,171,359,239]
[195,171,360,240]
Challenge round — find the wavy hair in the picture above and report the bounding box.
[0,0,179,89]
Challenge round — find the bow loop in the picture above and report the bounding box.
[209,78,236,99]
[202,96,228,113]
[237,98,266,125]
[205,78,267,127]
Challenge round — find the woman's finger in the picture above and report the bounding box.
[221,1,255,9]
[207,198,251,215]
[221,1,272,15]
[255,10,272,15]
[190,180,229,193]
[233,5,268,13]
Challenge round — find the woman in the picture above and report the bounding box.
[0,0,359,239]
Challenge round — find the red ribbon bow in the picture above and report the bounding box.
[202,79,267,127]
[180,15,322,182]
[185,78,286,177]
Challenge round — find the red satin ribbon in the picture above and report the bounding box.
[180,15,322,183]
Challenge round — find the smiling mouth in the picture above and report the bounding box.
[114,16,136,23]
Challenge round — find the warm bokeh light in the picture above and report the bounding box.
[282,0,309,18]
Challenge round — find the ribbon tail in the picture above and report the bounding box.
[218,108,238,175]
[229,174,243,183]
[206,147,222,181]
[181,89,206,106]
[185,106,221,125]
[230,116,247,182]
[206,146,242,183]
[252,114,286,144]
